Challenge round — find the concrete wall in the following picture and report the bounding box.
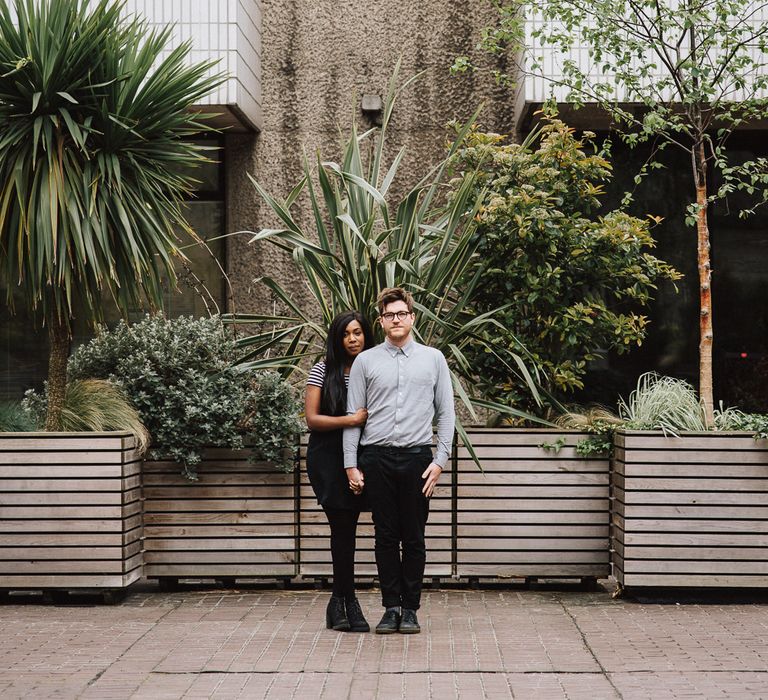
[225,0,516,315]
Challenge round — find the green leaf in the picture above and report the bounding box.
[56,91,78,104]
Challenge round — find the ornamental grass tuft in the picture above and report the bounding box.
[0,401,37,432]
[22,379,150,453]
[619,372,708,434]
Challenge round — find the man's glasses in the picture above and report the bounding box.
[380,311,412,322]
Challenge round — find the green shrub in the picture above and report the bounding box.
[63,315,301,478]
[23,379,149,453]
[714,408,768,440]
[242,371,302,470]
[452,119,681,412]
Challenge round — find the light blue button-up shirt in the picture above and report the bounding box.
[343,338,455,469]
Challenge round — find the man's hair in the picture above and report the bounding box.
[376,286,414,315]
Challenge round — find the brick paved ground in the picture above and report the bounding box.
[1,581,768,699]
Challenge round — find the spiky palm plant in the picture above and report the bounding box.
[0,0,220,429]
[231,63,551,458]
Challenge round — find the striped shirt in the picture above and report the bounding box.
[307,361,350,389]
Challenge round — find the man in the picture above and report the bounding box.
[343,287,455,634]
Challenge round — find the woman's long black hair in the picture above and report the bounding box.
[321,310,374,416]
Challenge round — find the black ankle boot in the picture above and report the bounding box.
[326,595,351,631]
[345,596,370,632]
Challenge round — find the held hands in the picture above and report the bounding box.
[347,462,441,497]
[347,467,365,496]
[345,408,367,495]
[422,462,442,498]
[346,408,368,427]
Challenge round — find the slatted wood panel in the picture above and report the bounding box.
[298,439,453,579]
[0,433,142,589]
[612,430,768,588]
[456,429,610,579]
[142,449,296,579]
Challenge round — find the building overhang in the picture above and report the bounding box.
[517,101,768,134]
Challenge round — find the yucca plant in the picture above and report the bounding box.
[230,63,550,456]
[23,378,149,453]
[0,0,220,430]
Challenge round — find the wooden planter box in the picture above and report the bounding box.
[142,449,296,582]
[456,429,610,582]
[298,436,453,580]
[612,430,768,588]
[142,430,612,587]
[0,432,142,593]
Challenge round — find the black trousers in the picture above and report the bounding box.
[323,507,360,598]
[359,446,432,610]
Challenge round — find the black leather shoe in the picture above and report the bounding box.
[375,608,401,634]
[345,597,370,632]
[326,595,351,631]
[399,609,421,634]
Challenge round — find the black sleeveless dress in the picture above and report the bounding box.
[306,362,370,511]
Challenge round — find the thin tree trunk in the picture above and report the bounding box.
[694,140,714,427]
[44,314,70,432]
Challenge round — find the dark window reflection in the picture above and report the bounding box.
[574,132,768,413]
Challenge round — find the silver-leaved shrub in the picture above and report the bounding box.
[64,314,301,479]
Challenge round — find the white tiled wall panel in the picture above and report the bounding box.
[124,0,261,129]
[524,2,768,106]
[8,0,261,129]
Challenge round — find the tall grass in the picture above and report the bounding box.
[555,406,624,431]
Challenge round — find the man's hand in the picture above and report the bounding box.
[346,467,364,495]
[421,462,442,498]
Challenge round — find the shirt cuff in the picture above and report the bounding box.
[434,451,449,470]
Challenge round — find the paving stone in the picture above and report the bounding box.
[2,582,768,698]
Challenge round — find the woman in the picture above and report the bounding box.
[305,310,374,632]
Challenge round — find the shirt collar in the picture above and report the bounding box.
[384,337,416,357]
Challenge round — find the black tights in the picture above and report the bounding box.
[323,507,360,598]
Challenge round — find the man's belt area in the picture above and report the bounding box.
[359,445,432,455]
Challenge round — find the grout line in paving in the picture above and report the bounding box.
[150,668,768,676]
[554,592,624,699]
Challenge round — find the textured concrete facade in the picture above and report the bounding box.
[225,0,516,315]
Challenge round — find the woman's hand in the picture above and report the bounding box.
[305,387,367,431]
[346,467,364,495]
[346,408,368,427]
